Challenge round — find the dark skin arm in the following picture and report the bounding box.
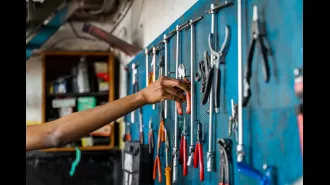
[26,76,190,152]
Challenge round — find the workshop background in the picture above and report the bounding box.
[26,0,303,185]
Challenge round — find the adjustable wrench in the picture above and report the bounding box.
[205,2,234,172]
[182,16,203,167]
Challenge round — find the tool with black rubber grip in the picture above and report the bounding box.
[208,26,231,112]
[201,50,213,105]
[243,5,271,107]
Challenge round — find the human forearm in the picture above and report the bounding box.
[26,76,190,152]
[51,92,145,147]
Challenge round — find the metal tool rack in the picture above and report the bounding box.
[126,0,303,184]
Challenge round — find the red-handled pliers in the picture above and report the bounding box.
[179,117,188,176]
[193,121,204,181]
[176,64,191,115]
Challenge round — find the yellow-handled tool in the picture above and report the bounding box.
[164,127,171,185]
[165,167,171,185]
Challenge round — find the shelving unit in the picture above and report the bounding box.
[41,51,117,152]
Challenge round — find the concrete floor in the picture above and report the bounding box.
[26,0,197,122]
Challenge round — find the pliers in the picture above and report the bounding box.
[218,139,232,185]
[202,25,231,112]
[153,118,164,182]
[193,121,204,181]
[176,64,191,115]
[179,117,188,176]
[243,5,271,107]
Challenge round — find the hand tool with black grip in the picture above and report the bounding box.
[206,25,231,112]
[243,5,271,107]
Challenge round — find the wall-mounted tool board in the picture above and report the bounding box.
[125,0,303,184]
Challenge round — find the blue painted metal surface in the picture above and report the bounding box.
[26,3,69,60]
[126,0,303,184]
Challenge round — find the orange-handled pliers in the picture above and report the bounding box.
[153,122,164,182]
[193,121,204,181]
[176,64,191,115]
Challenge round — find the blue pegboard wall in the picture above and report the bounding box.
[125,0,303,185]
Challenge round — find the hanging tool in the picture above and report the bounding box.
[158,48,166,144]
[236,4,274,184]
[148,117,154,154]
[204,2,233,172]
[182,16,203,168]
[176,65,191,115]
[151,46,159,110]
[162,31,176,119]
[228,99,238,141]
[218,139,232,185]
[172,22,188,184]
[139,107,143,144]
[130,63,138,124]
[193,121,204,181]
[164,127,171,185]
[153,117,164,182]
[130,63,144,144]
[176,64,190,177]
[179,117,188,176]
[205,1,233,112]
[145,48,150,88]
[122,122,132,142]
[242,4,271,107]
[294,68,303,157]
[202,25,231,107]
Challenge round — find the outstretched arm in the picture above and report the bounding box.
[26,76,190,152]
